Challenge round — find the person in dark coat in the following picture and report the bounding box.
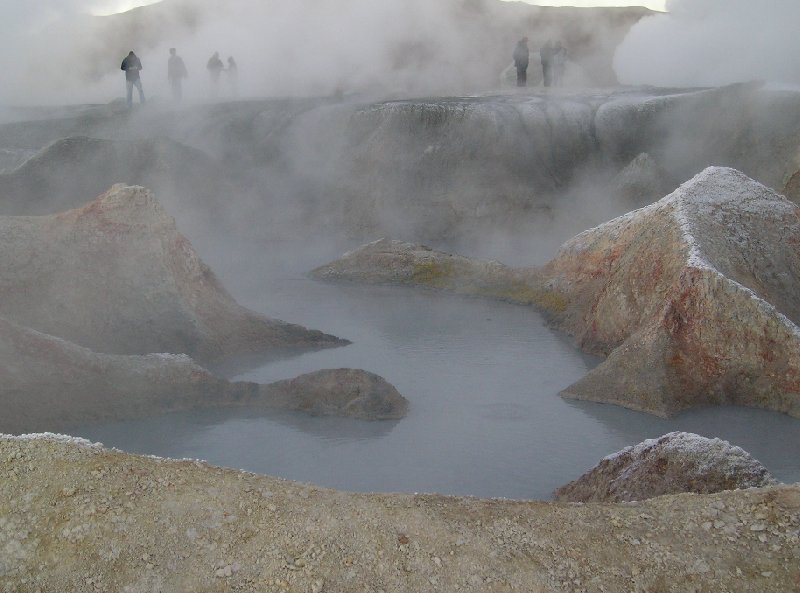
[167,48,188,101]
[540,41,554,88]
[513,37,530,87]
[207,52,224,97]
[225,56,238,97]
[121,51,145,107]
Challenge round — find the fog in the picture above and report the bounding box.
[1,0,800,500]
[615,0,800,86]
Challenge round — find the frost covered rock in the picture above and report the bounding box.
[0,184,344,365]
[0,316,404,433]
[547,167,800,417]
[554,432,776,502]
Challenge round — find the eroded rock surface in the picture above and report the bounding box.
[0,184,344,365]
[547,167,800,417]
[554,432,776,503]
[0,316,405,433]
[2,435,798,592]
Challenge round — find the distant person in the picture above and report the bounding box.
[120,50,145,107]
[540,40,554,88]
[206,52,224,97]
[225,56,238,97]
[553,41,567,87]
[513,37,530,87]
[167,48,188,101]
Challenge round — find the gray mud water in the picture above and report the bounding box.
[73,243,800,500]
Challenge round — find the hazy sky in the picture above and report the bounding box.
[504,0,667,10]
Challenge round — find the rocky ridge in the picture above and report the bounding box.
[1,435,798,592]
[554,432,777,503]
[314,167,800,418]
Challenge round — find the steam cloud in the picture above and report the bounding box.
[614,0,800,87]
[0,0,513,105]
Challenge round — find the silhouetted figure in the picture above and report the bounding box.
[207,52,224,97]
[167,48,188,101]
[513,37,530,87]
[121,51,145,107]
[553,41,567,87]
[540,40,554,88]
[225,56,238,97]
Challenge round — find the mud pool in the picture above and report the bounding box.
[74,247,800,500]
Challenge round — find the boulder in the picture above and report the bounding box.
[0,184,345,366]
[547,167,800,417]
[261,368,409,420]
[0,316,405,433]
[554,432,776,503]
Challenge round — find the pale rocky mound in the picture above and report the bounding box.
[0,184,344,366]
[2,436,798,592]
[608,152,672,208]
[0,316,406,433]
[554,432,776,503]
[547,167,800,417]
[0,136,231,217]
[311,239,558,311]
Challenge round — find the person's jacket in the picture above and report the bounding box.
[513,43,529,69]
[121,55,143,81]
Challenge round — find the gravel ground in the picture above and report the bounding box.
[2,435,799,592]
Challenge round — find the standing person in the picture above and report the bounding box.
[121,50,145,107]
[206,52,224,97]
[540,40,554,88]
[553,41,567,87]
[167,48,188,101]
[513,37,530,87]
[225,56,238,97]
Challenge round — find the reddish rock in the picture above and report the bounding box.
[0,184,344,366]
[546,167,800,417]
[554,432,776,503]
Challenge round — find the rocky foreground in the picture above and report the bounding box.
[314,167,800,418]
[0,184,343,366]
[1,435,798,592]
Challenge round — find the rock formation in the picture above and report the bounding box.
[0,315,406,433]
[4,85,799,246]
[0,184,344,366]
[0,136,231,217]
[2,435,798,591]
[315,168,800,418]
[547,167,800,418]
[262,368,409,420]
[554,432,776,503]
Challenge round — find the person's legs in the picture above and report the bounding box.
[126,80,134,107]
[134,79,145,104]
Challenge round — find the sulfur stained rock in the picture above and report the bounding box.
[547,167,800,417]
[554,432,776,503]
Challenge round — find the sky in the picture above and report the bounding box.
[506,0,666,9]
